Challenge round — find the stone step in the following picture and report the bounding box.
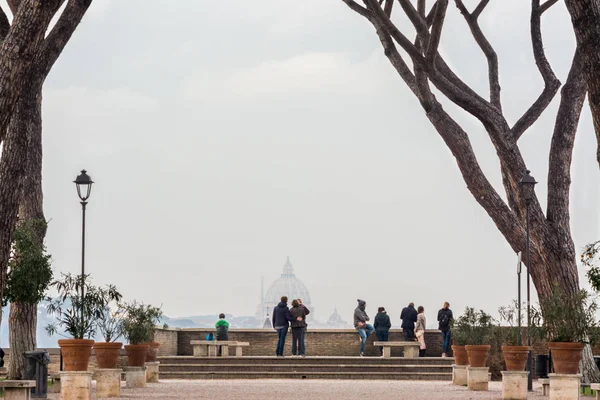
[157,356,454,366]
[160,363,452,373]
[160,371,453,380]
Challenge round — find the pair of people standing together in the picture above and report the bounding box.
[272,296,310,357]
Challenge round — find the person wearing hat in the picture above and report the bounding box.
[354,299,375,356]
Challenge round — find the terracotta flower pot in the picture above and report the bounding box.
[94,342,123,369]
[125,344,150,367]
[465,345,491,367]
[502,345,530,371]
[548,342,585,374]
[145,342,161,362]
[451,345,469,365]
[58,339,95,371]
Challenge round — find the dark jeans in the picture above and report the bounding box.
[301,327,307,355]
[403,328,415,341]
[376,330,389,355]
[292,327,305,355]
[441,330,451,354]
[419,349,426,357]
[276,327,288,356]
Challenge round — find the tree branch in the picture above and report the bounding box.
[426,0,448,65]
[341,0,372,19]
[7,0,21,15]
[511,0,561,139]
[426,2,438,27]
[472,0,489,20]
[546,50,585,231]
[540,0,559,14]
[454,0,501,111]
[383,0,393,17]
[417,0,426,17]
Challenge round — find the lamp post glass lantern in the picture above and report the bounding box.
[74,170,94,336]
[519,169,537,391]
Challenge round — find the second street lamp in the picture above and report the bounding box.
[519,169,537,391]
[74,170,94,333]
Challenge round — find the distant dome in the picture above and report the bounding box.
[259,257,313,321]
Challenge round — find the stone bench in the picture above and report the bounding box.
[191,340,250,357]
[539,378,549,396]
[0,380,36,400]
[591,383,600,399]
[373,341,420,358]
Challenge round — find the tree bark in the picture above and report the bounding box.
[563,0,600,169]
[7,302,36,379]
[6,85,44,380]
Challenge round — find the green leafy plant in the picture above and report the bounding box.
[3,220,52,306]
[121,302,163,345]
[530,284,599,343]
[97,305,125,343]
[453,307,495,346]
[45,273,122,340]
[583,241,600,291]
[498,300,525,346]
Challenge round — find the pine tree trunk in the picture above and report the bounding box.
[6,85,44,380]
[8,302,36,379]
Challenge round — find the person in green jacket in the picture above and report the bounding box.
[215,313,229,355]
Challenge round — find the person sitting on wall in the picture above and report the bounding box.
[215,313,229,356]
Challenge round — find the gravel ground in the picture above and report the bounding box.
[49,379,556,399]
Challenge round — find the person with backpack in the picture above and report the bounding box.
[437,301,453,357]
[354,299,375,356]
[215,313,229,356]
[374,306,391,356]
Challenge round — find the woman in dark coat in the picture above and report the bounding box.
[289,299,308,356]
[374,307,391,356]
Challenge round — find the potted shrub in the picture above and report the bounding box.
[531,285,599,375]
[46,273,122,371]
[456,307,494,367]
[451,320,469,366]
[94,305,125,369]
[498,301,530,371]
[122,302,163,367]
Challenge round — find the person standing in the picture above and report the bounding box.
[215,313,229,356]
[400,302,418,341]
[437,301,453,357]
[354,299,375,356]
[374,307,391,356]
[298,298,310,355]
[290,299,308,356]
[415,306,427,357]
[272,296,293,357]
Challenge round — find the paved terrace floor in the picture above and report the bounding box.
[49,380,552,399]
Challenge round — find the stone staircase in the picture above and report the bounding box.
[158,356,454,380]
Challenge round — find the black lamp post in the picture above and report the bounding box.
[519,169,537,391]
[74,170,94,334]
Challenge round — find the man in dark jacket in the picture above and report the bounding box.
[272,296,293,356]
[437,302,453,357]
[400,302,418,341]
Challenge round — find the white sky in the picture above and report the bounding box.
[6,0,598,327]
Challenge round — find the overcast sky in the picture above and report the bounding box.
[6,0,599,327]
